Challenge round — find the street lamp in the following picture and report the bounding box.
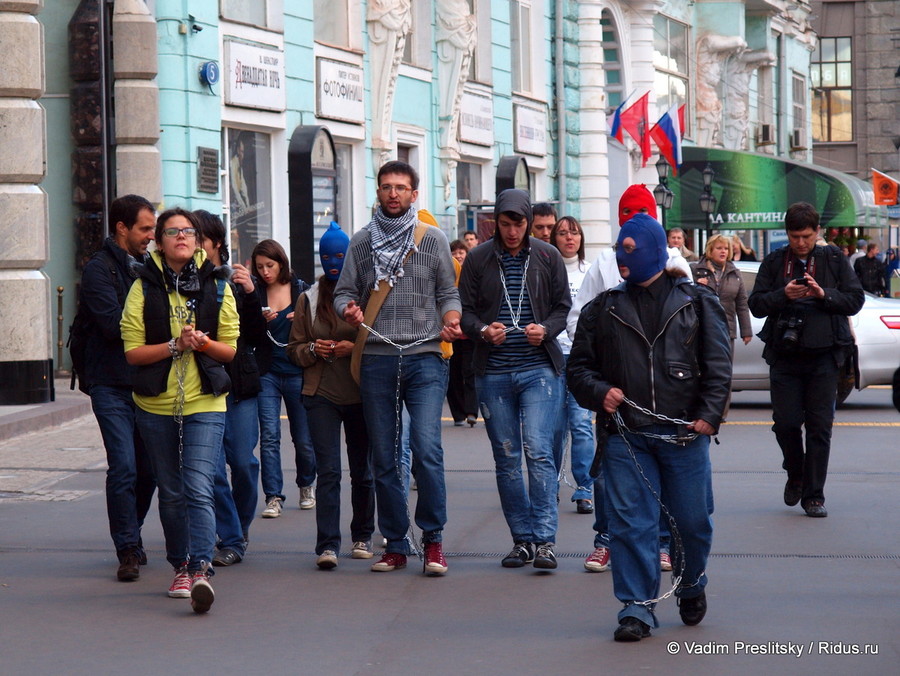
[654,157,674,228]
[699,162,717,240]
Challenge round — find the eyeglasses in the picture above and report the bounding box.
[378,184,412,195]
[163,227,198,238]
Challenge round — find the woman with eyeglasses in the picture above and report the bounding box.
[252,239,317,519]
[121,208,239,613]
[549,216,596,515]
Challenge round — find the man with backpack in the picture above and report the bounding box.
[74,194,158,581]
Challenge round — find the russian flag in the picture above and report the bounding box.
[649,104,684,175]
[609,101,625,143]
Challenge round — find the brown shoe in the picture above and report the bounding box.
[117,550,141,582]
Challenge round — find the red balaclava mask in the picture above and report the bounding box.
[618,184,658,226]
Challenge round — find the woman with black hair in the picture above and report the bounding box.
[252,239,317,518]
[194,210,266,566]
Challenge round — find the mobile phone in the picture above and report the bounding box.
[261,306,272,313]
[794,278,808,286]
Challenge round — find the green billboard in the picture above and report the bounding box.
[667,147,887,231]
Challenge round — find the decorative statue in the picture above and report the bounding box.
[695,34,747,147]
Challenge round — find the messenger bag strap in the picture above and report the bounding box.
[350,223,429,384]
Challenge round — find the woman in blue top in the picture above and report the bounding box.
[252,239,316,518]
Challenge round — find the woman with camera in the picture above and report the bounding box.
[691,234,753,351]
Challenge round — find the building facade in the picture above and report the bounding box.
[3,0,838,402]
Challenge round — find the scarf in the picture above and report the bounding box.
[162,257,201,295]
[368,205,418,290]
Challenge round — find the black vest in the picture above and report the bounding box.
[133,257,231,397]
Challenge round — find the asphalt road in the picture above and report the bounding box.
[1,387,897,675]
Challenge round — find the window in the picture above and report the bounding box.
[402,0,432,68]
[601,11,623,112]
[467,0,492,83]
[510,0,533,94]
[335,143,354,230]
[314,0,349,48]
[225,129,273,266]
[792,72,807,135]
[456,161,483,236]
[220,0,283,30]
[811,37,852,142]
[652,14,689,132]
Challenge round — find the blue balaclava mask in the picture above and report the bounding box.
[319,221,350,281]
[616,213,668,284]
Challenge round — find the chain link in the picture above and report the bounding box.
[497,252,531,333]
[172,348,189,470]
[360,322,443,559]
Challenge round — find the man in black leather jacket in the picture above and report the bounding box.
[568,214,732,642]
[748,202,864,519]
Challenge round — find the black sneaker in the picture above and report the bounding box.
[614,617,651,642]
[803,500,828,518]
[501,542,535,568]
[678,591,707,626]
[533,543,557,570]
[783,479,803,506]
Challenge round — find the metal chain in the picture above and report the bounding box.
[172,348,189,470]
[360,321,443,560]
[609,397,707,606]
[266,330,288,348]
[497,252,531,333]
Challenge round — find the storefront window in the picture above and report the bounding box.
[226,129,272,266]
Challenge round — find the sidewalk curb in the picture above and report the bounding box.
[0,378,93,442]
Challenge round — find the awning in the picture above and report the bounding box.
[666,147,889,231]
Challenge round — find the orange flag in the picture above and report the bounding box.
[872,169,899,206]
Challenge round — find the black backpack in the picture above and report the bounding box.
[67,250,124,394]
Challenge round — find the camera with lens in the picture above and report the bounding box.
[776,310,805,349]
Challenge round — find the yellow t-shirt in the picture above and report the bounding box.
[121,263,239,416]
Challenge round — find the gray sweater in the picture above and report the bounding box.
[333,224,461,356]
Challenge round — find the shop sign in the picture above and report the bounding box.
[459,92,494,146]
[316,58,365,124]
[224,40,286,111]
[513,104,547,156]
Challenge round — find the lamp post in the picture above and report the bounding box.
[654,156,674,229]
[699,162,717,244]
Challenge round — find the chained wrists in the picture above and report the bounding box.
[480,325,490,342]
[168,338,183,359]
[308,341,317,358]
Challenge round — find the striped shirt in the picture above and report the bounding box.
[485,249,552,373]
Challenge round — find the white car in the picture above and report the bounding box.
[730,261,900,404]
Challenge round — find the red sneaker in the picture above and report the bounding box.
[660,551,673,571]
[371,552,407,572]
[190,572,215,614]
[424,542,448,575]
[584,546,611,572]
[168,566,191,598]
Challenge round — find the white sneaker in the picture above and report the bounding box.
[299,485,316,510]
[351,541,374,559]
[316,550,338,570]
[261,497,283,518]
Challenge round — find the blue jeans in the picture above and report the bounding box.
[592,471,610,549]
[90,385,156,559]
[214,395,259,553]
[558,382,596,501]
[136,409,225,574]
[360,353,448,553]
[603,426,713,628]
[258,371,316,501]
[476,366,561,544]
[303,395,375,554]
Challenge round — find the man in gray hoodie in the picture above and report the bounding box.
[459,189,571,570]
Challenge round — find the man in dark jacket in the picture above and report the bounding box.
[80,194,157,581]
[567,213,732,642]
[748,202,864,518]
[459,189,571,570]
[853,242,885,296]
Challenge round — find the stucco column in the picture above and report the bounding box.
[113,0,161,202]
[0,0,52,404]
[577,0,611,254]
[627,0,664,187]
